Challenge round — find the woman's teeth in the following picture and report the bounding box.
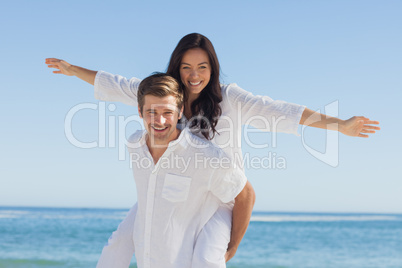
[189,81,201,86]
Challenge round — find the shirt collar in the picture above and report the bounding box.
[138,127,190,151]
[167,127,189,149]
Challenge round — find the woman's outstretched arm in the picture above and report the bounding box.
[46,58,141,106]
[45,58,97,85]
[299,108,380,138]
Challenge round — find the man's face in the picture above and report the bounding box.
[139,94,183,146]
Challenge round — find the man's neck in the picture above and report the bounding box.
[148,148,166,165]
[146,129,181,164]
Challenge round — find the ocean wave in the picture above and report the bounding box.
[250,215,399,222]
[0,210,31,219]
[0,209,128,220]
[41,214,126,220]
[0,215,19,219]
[0,258,66,267]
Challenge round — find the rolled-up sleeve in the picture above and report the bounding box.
[209,161,247,204]
[223,83,306,136]
[94,70,142,107]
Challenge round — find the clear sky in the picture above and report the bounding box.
[1,0,401,213]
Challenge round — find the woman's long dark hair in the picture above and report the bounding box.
[167,33,222,140]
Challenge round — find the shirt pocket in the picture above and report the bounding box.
[162,174,192,202]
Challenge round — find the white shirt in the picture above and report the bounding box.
[94,71,306,169]
[127,127,247,268]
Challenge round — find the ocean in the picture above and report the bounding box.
[0,207,401,268]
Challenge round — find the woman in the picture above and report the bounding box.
[46,33,379,267]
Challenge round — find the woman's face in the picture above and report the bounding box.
[179,48,211,99]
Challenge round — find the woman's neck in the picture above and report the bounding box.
[183,106,192,120]
[184,93,199,119]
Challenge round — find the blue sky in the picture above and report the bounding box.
[1,0,401,213]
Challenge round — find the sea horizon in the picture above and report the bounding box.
[2,205,402,215]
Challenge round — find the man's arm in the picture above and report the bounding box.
[225,181,255,262]
[299,108,380,138]
[45,58,97,85]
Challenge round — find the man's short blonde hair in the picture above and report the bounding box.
[137,73,183,115]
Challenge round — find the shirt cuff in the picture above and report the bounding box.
[220,170,248,204]
[94,70,106,101]
[292,105,306,136]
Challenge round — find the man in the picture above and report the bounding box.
[98,73,248,268]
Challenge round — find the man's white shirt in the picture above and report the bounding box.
[127,127,247,268]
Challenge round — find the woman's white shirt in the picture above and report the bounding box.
[94,70,306,170]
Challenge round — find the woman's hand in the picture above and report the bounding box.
[45,58,74,76]
[45,58,97,85]
[340,116,380,138]
[225,246,237,262]
[300,108,380,138]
